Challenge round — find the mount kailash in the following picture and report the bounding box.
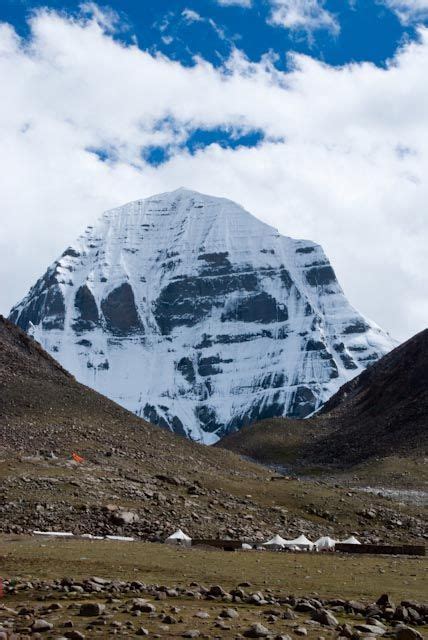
[9,188,395,443]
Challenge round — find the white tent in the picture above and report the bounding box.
[165,529,192,546]
[315,536,336,551]
[341,535,361,545]
[263,534,288,549]
[283,534,314,550]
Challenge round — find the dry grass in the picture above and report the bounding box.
[1,535,427,603]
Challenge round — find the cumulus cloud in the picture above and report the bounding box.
[0,7,427,341]
[268,0,339,33]
[383,0,428,24]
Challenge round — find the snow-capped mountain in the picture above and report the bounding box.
[9,188,395,443]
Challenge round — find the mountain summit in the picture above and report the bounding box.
[9,188,394,442]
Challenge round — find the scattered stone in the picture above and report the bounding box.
[112,510,139,525]
[32,619,54,632]
[79,603,105,617]
[395,627,423,640]
[182,631,200,638]
[313,609,339,627]
[64,632,85,640]
[243,622,270,637]
[208,585,229,598]
[377,594,395,609]
[354,624,386,635]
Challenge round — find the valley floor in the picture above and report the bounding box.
[0,536,427,639]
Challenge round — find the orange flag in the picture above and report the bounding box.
[72,452,84,463]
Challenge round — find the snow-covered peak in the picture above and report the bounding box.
[10,189,395,443]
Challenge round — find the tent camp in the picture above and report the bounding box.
[315,536,336,551]
[263,534,288,549]
[341,535,361,545]
[165,529,192,546]
[284,534,314,550]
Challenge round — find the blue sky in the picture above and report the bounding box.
[0,0,427,341]
[1,0,424,69]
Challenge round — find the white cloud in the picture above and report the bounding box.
[0,9,427,342]
[79,2,121,32]
[181,8,203,23]
[383,0,428,24]
[216,0,252,7]
[268,0,339,33]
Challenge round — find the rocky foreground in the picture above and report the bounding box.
[1,577,426,639]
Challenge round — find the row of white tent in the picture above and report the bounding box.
[260,533,361,551]
[165,529,361,551]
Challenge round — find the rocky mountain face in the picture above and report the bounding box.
[9,188,394,443]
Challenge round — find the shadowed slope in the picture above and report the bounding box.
[219,329,428,467]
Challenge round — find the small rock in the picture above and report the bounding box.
[243,623,270,638]
[112,510,139,525]
[294,628,308,637]
[135,628,149,636]
[64,632,86,640]
[79,603,105,617]
[132,600,156,613]
[32,619,54,632]
[216,621,231,630]
[208,585,229,598]
[313,609,339,627]
[395,627,423,640]
[376,594,395,610]
[220,608,239,619]
[182,631,200,638]
[354,624,386,635]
